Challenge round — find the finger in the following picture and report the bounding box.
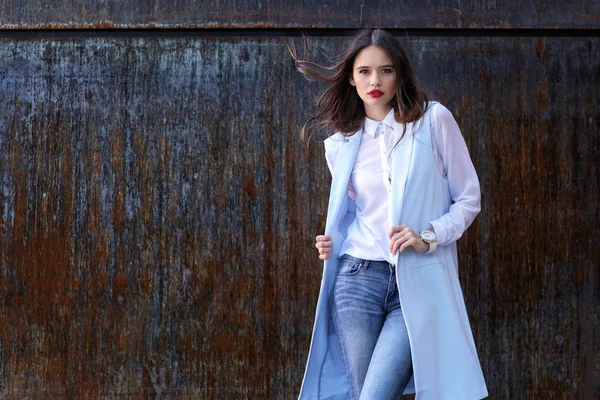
[389,232,398,253]
[319,242,333,252]
[319,253,331,260]
[318,245,332,254]
[389,229,406,252]
[387,226,396,239]
[388,225,407,238]
[390,234,406,255]
[387,225,399,238]
[392,236,406,255]
[393,230,417,254]
[398,227,413,239]
[316,241,333,249]
[399,237,417,253]
[316,235,331,242]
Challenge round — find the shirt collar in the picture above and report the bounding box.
[363,108,396,138]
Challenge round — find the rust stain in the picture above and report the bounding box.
[476,66,490,89]
[534,38,548,62]
[536,79,548,110]
[10,141,29,238]
[243,169,258,197]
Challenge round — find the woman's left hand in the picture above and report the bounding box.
[388,225,429,255]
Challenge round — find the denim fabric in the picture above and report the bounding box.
[332,254,413,400]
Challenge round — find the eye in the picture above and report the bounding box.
[358,69,370,74]
[382,68,394,74]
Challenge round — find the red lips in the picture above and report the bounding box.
[368,90,384,98]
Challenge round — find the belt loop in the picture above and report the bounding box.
[363,260,370,269]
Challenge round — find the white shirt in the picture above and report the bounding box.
[339,109,396,262]
[330,104,479,263]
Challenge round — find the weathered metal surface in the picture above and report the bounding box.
[0,36,598,398]
[0,0,599,29]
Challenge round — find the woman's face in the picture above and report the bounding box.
[349,45,397,118]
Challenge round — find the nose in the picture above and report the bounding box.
[371,72,382,87]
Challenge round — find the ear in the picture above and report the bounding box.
[349,77,356,86]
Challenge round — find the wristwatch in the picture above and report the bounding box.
[418,230,437,254]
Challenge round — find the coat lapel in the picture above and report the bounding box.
[389,102,433,229]
[389,121,416,228]
[324,128,363,232]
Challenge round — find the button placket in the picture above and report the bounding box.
[378,123,392,192]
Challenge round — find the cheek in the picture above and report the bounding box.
[359,78,372,89]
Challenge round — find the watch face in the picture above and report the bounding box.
[421,231,436,241]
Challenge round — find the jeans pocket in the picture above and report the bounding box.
[338,257,364,276]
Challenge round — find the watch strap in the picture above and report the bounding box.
[425,240,437,254]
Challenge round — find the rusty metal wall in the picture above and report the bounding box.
[0,0,598,29]
[0,4,599,400]
[0,38,321,398]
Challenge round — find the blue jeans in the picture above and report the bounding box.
[332,254,413,400]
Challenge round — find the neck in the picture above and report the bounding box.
[364,104,392,122]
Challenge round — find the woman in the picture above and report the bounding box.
[291,29,488,399]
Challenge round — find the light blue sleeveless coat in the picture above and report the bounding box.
[299,102,488,399]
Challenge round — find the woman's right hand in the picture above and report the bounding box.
[315,235,333,260]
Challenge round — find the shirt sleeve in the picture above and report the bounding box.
[428,104,481,246]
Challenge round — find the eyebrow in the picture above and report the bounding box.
[355,64,395,69]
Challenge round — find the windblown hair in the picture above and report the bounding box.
[289,29,430,142]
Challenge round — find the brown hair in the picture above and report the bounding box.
[289,29,430,142]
